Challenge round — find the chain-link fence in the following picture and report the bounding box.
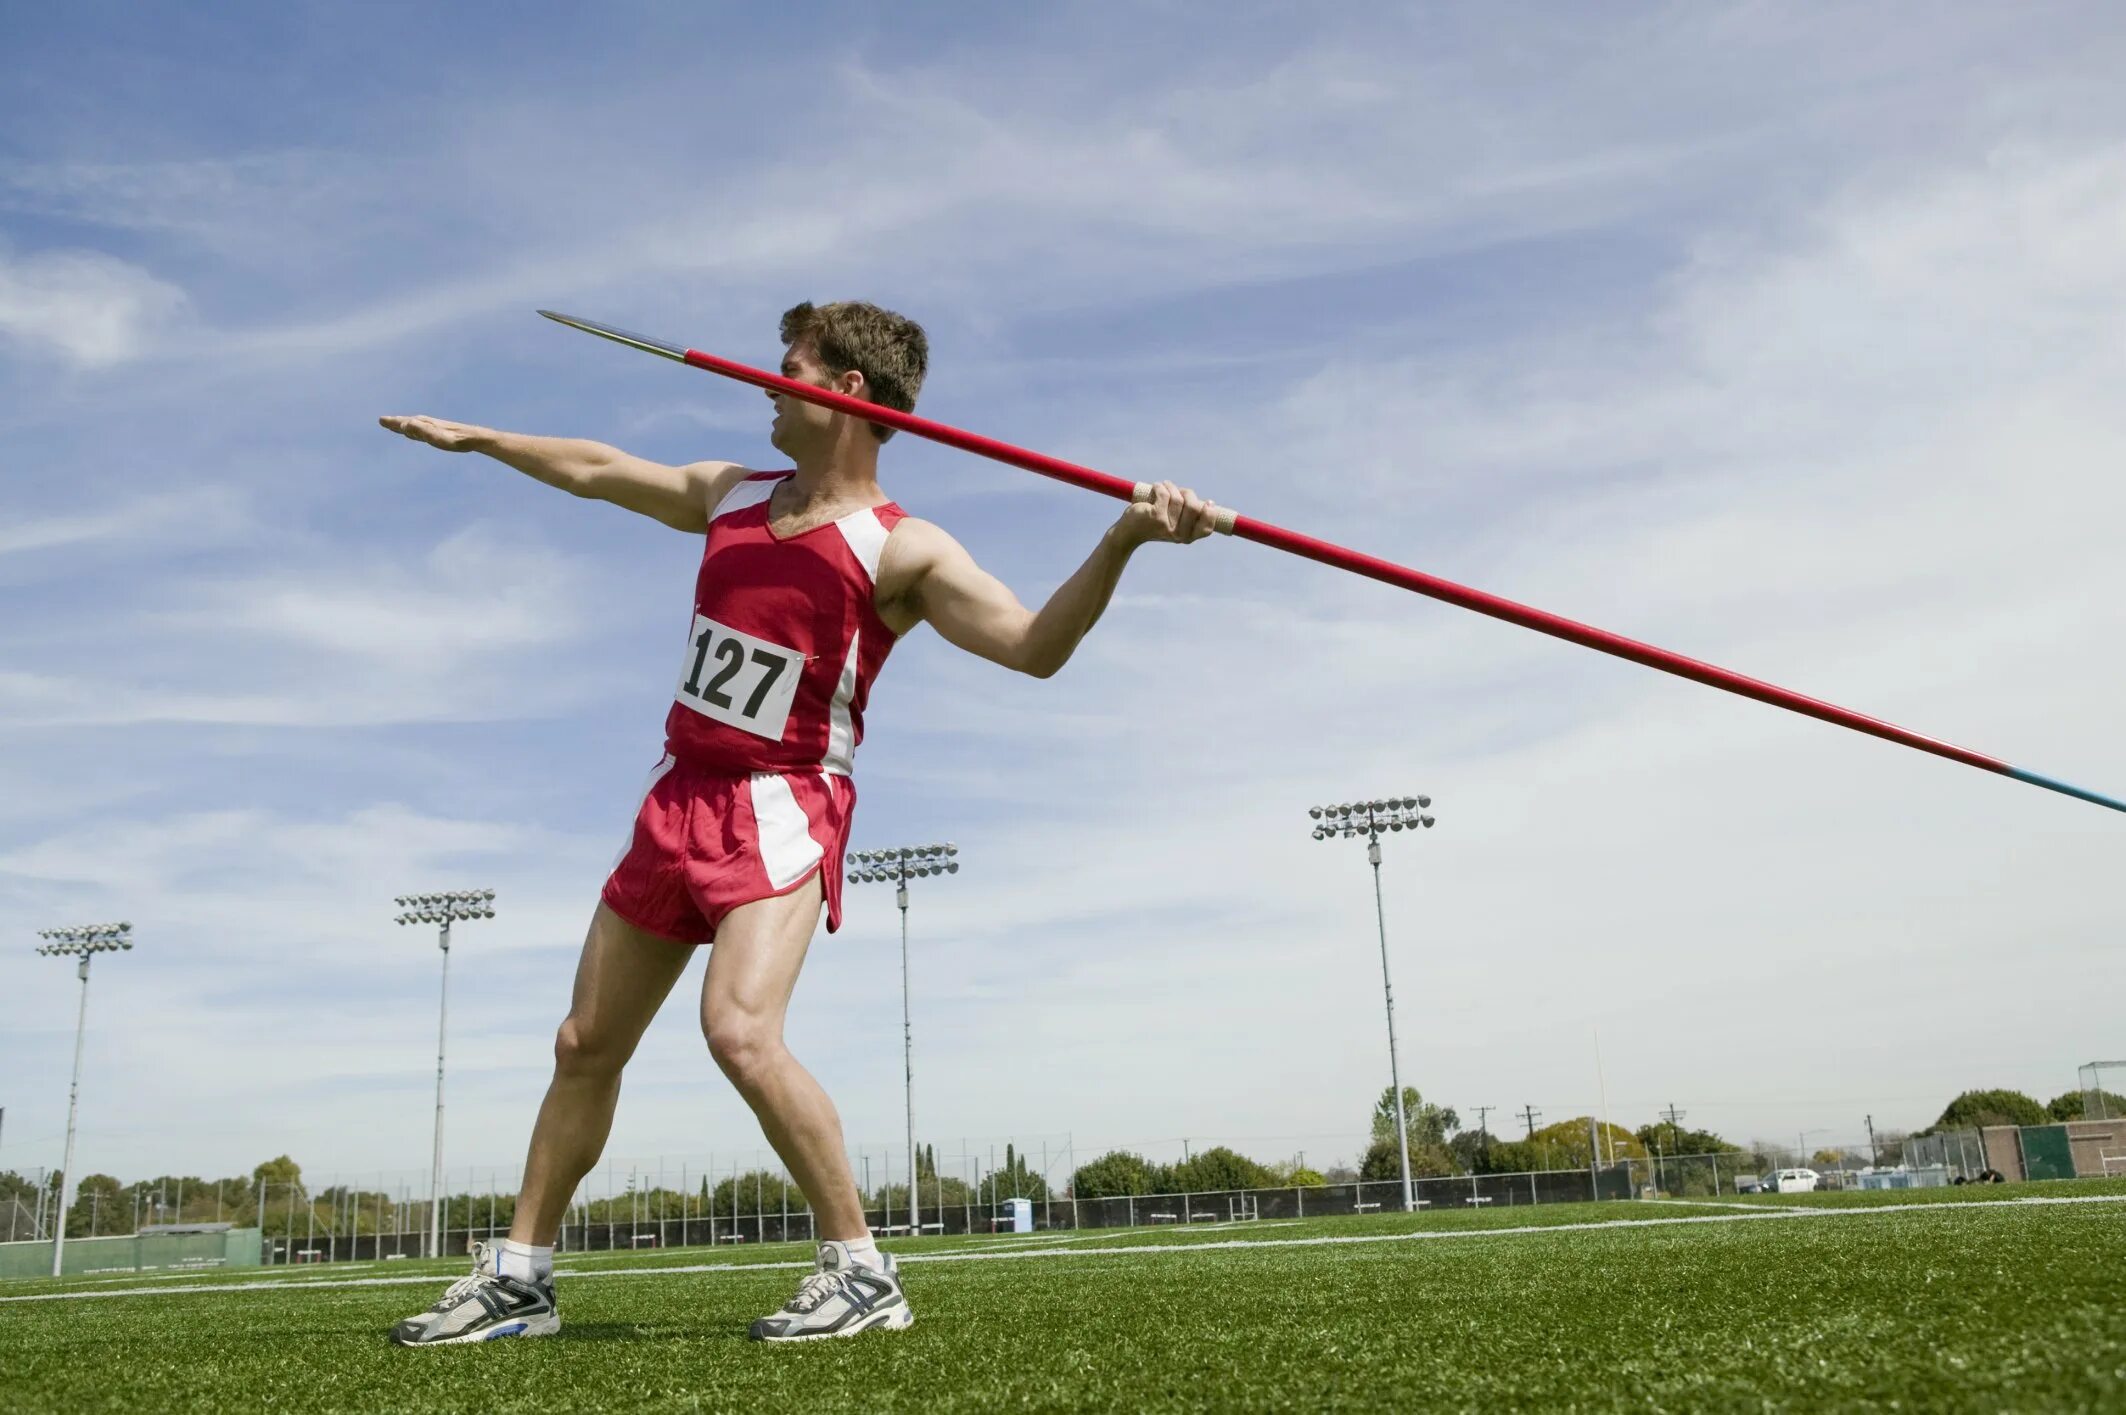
[1896,1129,1986,1184]
[2,1167,55,1243]
[234,1161,1657,1265]
[15,1138,2028,1275]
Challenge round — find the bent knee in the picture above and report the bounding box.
[553,1016,628,1078]
[704,1014,782,1084]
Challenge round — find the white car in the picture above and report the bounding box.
[1769,1168,1820,1193]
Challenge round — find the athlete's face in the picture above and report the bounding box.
[767,342,865,455]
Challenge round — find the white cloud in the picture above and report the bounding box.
[192,524,588,667]
[0,522,612,728]
[0,241,188,368]
[0,487,251,558]
[0,152,362,250]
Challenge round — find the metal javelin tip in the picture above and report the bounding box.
[537,310,690,363]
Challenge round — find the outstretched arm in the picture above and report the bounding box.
[897,481,1218,678]
[377,415,750,533]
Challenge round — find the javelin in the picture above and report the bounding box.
[538,309,2123,817]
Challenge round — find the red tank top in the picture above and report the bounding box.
[662,472,905,776]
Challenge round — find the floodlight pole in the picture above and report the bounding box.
[35,922,133,1277]
[1308,799,1436,1214]
[432,924,451,1258]
[846,844,960,1240]
[395,890,495,1259]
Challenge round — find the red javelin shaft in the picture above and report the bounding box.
[538,310,2124,816]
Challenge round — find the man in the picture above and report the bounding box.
[379,300,1216,1345]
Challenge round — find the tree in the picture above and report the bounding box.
[1524,1118,1645,1170]
[713,1170,798,1216]
[978,1143,1049,1202]
[1360,1136,1458,1181]
[0,1170,49,1207]
[1371,1086,1458,1148]
[2048,1089,2126,1121]
[1451,1132,1540,1175]
[1262,1160,1329,1188]
[66,1174,125,1237]
[1157,1147,1274,1195]
[1633,1123,1740,1157]
[1071,1151,1155,1198]
[1934,1090,2048,1130]
[252,1155,303,1193]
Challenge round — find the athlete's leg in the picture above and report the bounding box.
[701,875,869,1241]
[508,902,693,1245]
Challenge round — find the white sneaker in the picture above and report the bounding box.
[748,1240,913,1342]
[390,1241,560,1346]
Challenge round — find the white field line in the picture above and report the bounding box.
[908,1222,1304,1259]
[4,1193,2120,1306]
[1640,1198,1813,1213]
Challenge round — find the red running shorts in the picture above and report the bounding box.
[600,755,854,944]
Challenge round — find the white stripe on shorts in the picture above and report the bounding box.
[749,772,823,890]
[610,753,677,872]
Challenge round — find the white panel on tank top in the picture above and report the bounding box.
[836,508,891,583]
[821,634,861,776]
[713,475,784,522]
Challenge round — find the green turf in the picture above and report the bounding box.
[4,1189,2122,1412]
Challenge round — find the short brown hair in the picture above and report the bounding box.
[778,301,928,443]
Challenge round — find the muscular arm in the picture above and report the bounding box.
[891,481,1217,678]
[378,415,749,532]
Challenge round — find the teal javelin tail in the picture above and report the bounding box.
[2004,768,2126,815]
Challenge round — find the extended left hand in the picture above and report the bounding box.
[1119,481,1218,546]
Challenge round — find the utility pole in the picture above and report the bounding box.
[1471,1105,1496,1166]
[1520,1105,1541,1137]
[1865,1114,1878,1167]
[1660,1103,1687,1152]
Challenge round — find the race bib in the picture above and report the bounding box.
[673,614,803,741]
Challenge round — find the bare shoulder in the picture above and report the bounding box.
[685,460,757,517]
[877,514,946,592]
[874,516,968,630]
[878,514,975,579]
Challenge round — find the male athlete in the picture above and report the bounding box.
[378,301,1216,1345]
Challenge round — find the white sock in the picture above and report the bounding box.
[841,1236,884,1271]
[495,1238,553,1283]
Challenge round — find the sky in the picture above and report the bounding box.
[3,2,2124,1199]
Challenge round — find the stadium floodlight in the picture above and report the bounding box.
[394,889,495,1259]
[35,921,134,1277]
[1305,796,1437,1215]
[845,844,959,1237]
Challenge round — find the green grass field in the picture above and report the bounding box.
[5,1185,2123,1412]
